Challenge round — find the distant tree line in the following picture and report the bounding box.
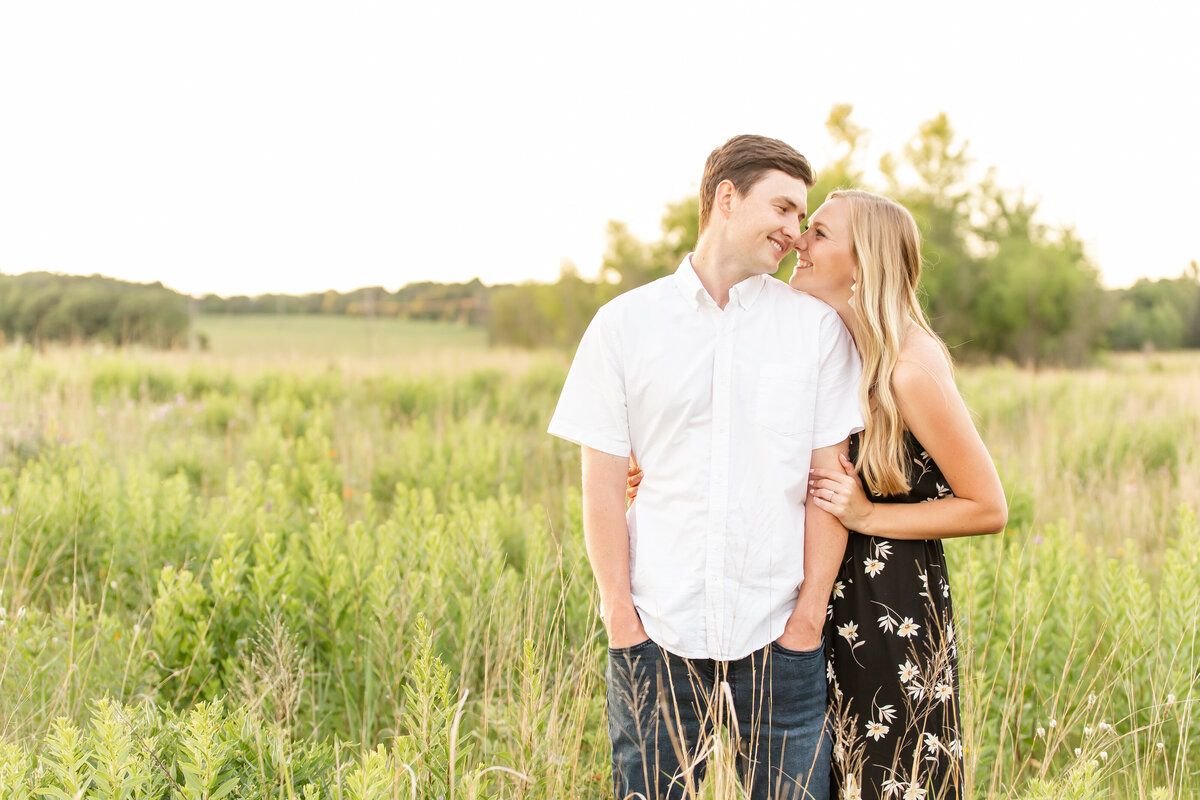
[486,106,1200,365]
[5,107,1197,360]
[0,272,189,349]
[196,280,489,325]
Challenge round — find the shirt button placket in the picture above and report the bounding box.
[706,309,734,657]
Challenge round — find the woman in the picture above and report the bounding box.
[629,190,1007,800]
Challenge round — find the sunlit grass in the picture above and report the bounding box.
[0,340,1197,798]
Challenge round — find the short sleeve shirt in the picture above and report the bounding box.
[548,256,863,660]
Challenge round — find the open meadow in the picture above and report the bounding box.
[0,316,1197,799]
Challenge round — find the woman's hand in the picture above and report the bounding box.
[809,453,875,531]
[626,457,643,501]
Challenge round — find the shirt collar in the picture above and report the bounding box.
[673,254,768,311]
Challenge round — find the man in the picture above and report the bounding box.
[548,135,863,800]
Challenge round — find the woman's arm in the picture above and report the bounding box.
[809,332,1008,540]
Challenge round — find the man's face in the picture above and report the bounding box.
[722,169,809,276]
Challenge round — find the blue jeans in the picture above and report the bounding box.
[606,638,830,800]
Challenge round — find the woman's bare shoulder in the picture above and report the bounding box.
[893,328,957,417]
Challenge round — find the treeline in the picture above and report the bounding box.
[6,106,1198,359]
[487,106,1200,365]
[0,272,188,348]
[196,279,489,325]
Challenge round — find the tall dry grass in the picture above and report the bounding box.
[0,343,1196,798]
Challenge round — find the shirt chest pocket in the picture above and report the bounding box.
[755,362,816,437]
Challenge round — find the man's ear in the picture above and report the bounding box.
[715,179,737,220]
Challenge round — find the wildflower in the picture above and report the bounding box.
[948,740,963,757]
[838,621,859,643]
[864,558,885,577]
[1036,726,1046,738]
[924,732,941,754]
[0,507,11,516]
[1049,718,1057,729]
[898,660,920,683]
[1084,726,1094,737]
[934,683,953,702]
[881,777,904,798]
[897,617,920,638]
[1087,693,1096,707]
[832,580,845,599]
[1033,535,1044,545]
[1099,721,1112,732]
[903,786,927,800]
[1074,747,1081,756]
[1166,693,1176,705]
[866,721,890,741]
[839,777,861,799]
[1156,742,1165,752]
[827,660,835,681]
[1100,751,1108,762]
[1090,759,1099,768]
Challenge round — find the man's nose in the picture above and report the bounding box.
[781,217,802,243]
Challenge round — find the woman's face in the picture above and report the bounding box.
[788,197,858,307]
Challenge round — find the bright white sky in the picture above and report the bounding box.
[1,1,1198,297]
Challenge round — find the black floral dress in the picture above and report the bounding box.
[826,432,964,800]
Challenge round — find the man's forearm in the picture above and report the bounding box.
[785,441,850,646]
[794,500,847,630]
[581,446,646,646]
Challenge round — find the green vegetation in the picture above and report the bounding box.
[193,314,488,361]
[490,107,1200,364]
[0,340,1196,798]
[0,273,188,349]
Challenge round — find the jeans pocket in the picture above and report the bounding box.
[770,637,825,660]
[607,637,655,657]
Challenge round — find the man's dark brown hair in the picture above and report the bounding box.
[698,135,815,231]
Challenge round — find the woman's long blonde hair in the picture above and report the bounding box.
[828,189,952,496]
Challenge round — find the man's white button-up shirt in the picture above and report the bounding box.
[548,256,864,661]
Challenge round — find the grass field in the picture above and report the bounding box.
[193,314,489,360]
[0,330,1197,798]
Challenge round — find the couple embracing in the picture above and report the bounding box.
[549,135,1007,800]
